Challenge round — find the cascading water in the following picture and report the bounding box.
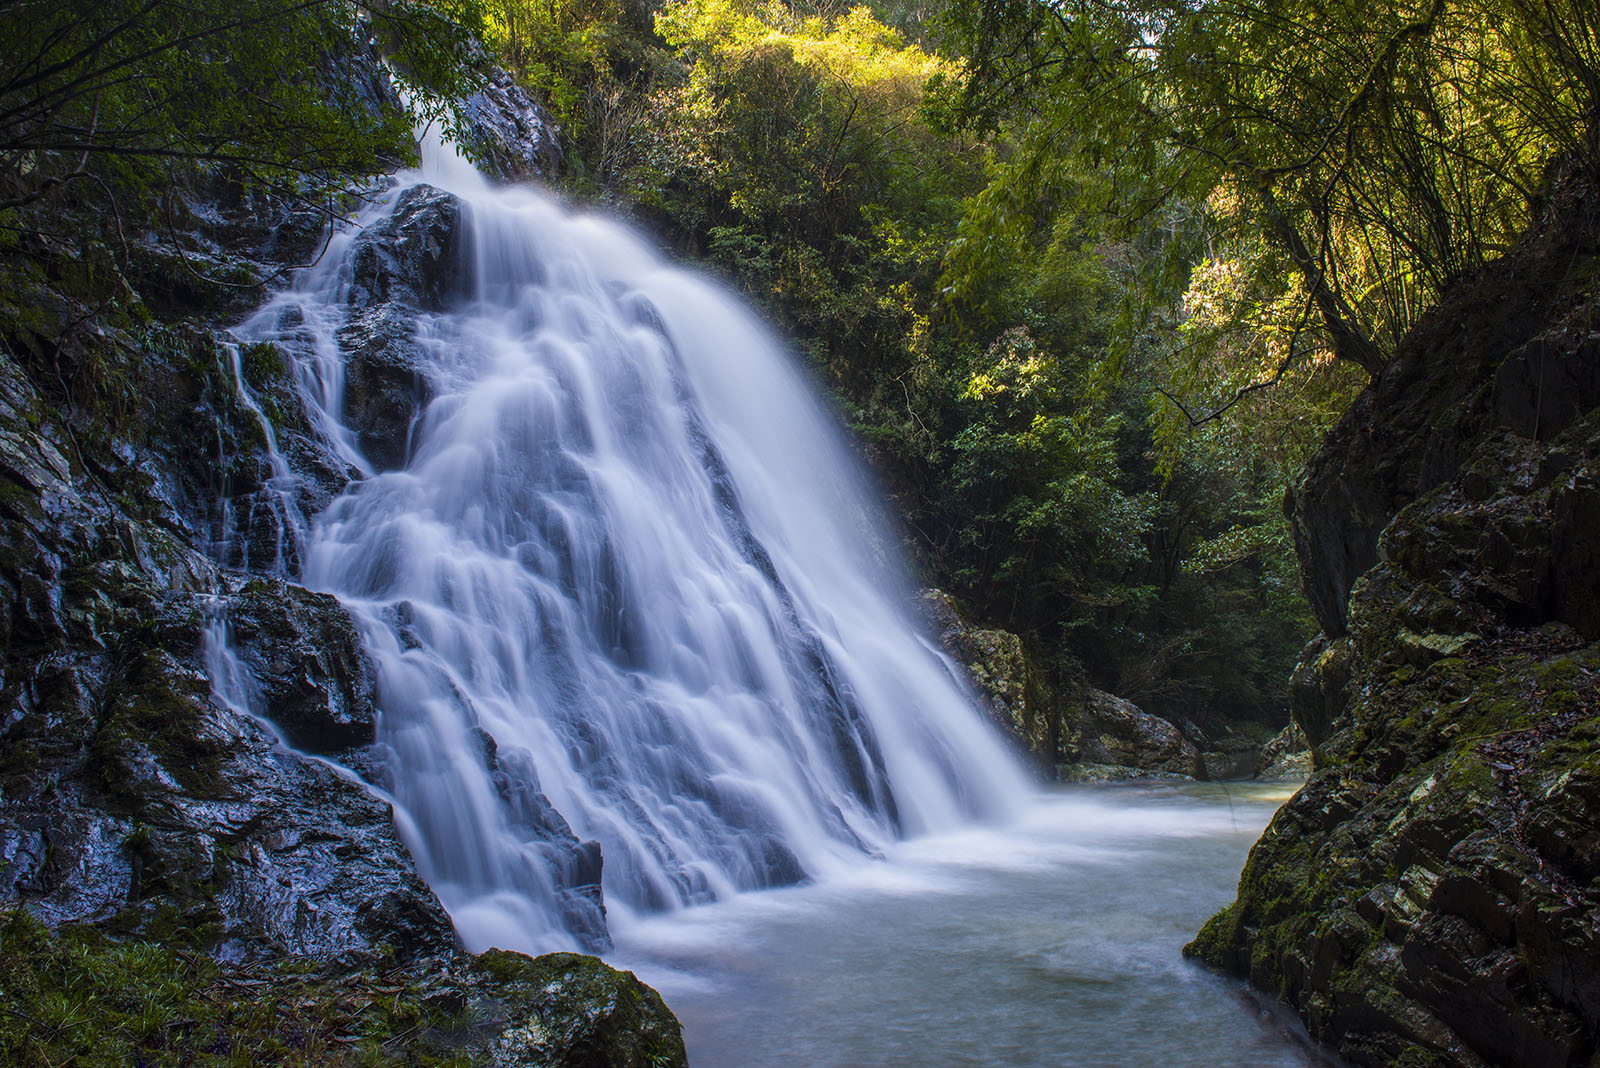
[224,135,1029,953]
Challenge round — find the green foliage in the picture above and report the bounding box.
[0,0,487,210]
[486,0,668,169]
[937,0,1600,427]
[946,328,1151,626]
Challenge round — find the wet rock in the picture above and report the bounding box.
[920,589,1038,749]
[1248,722,1312,780]
[340,183,471,469]
[479,735,611,951]
[459,65,564,183]
[227,577,378,753]
[337,307,429,471]
[1255,723,1312,780]
[347,184,473,314]
[0,334,453,964]
[1062,689,1204,780]
[471,950,689,1068]
[1287,634,1354,751]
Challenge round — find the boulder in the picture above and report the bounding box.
[471,950,689,1068]
[1059,689,1204,781]
[346,183,473,315]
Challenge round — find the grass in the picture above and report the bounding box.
[0,910,478,1068]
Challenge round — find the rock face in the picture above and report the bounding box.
[1286,165,1600,638]
[228,577,379,754]
[1254,723,1311,780]
[0,48,682,1065]
[1188,162,1600,1067]
[1286,634,1355,750]
[459,65,564,184]
[0,342,452,963]
[340,183,472,470]
[920,589,1040,749]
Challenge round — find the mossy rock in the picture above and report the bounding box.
[471,950,689,1068]
[1190,409,1600,1066]
[0,914,684,1068]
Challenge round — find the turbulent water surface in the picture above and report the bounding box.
[617,782,1323,1068]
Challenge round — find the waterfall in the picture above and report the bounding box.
[225,139,1029,954]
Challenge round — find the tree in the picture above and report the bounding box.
[0,0,487,214]
[936,0,1600,406]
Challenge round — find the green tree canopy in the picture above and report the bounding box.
[0,0,487,214]
[937,0,1600,407]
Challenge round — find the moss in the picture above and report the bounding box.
[0,911,490,1068]
[1392,1045,1449,1068]
[240,341,286,388]
[88,649,229,804]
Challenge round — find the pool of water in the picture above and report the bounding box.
[612,781,1332,1068]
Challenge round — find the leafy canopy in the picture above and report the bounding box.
[937,0,1600,418]
[0,0,488,213]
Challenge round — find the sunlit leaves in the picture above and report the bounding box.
[938,0,1600,453]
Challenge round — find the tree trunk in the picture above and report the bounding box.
[1260,184,1389,378]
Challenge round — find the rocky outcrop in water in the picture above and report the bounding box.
[1057,689,1205,782]
[473,951,688,1068]
[1188,161,1600,1068]
[923,590,1210,780]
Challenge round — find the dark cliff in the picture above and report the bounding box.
[0,46,682,1067]
[1188,160,1600,1067]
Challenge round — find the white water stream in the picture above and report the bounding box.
[220,135,1029,954]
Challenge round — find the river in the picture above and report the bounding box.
[615,781,1328,1068]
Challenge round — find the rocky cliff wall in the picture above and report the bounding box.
[1188,160,1600,1068]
